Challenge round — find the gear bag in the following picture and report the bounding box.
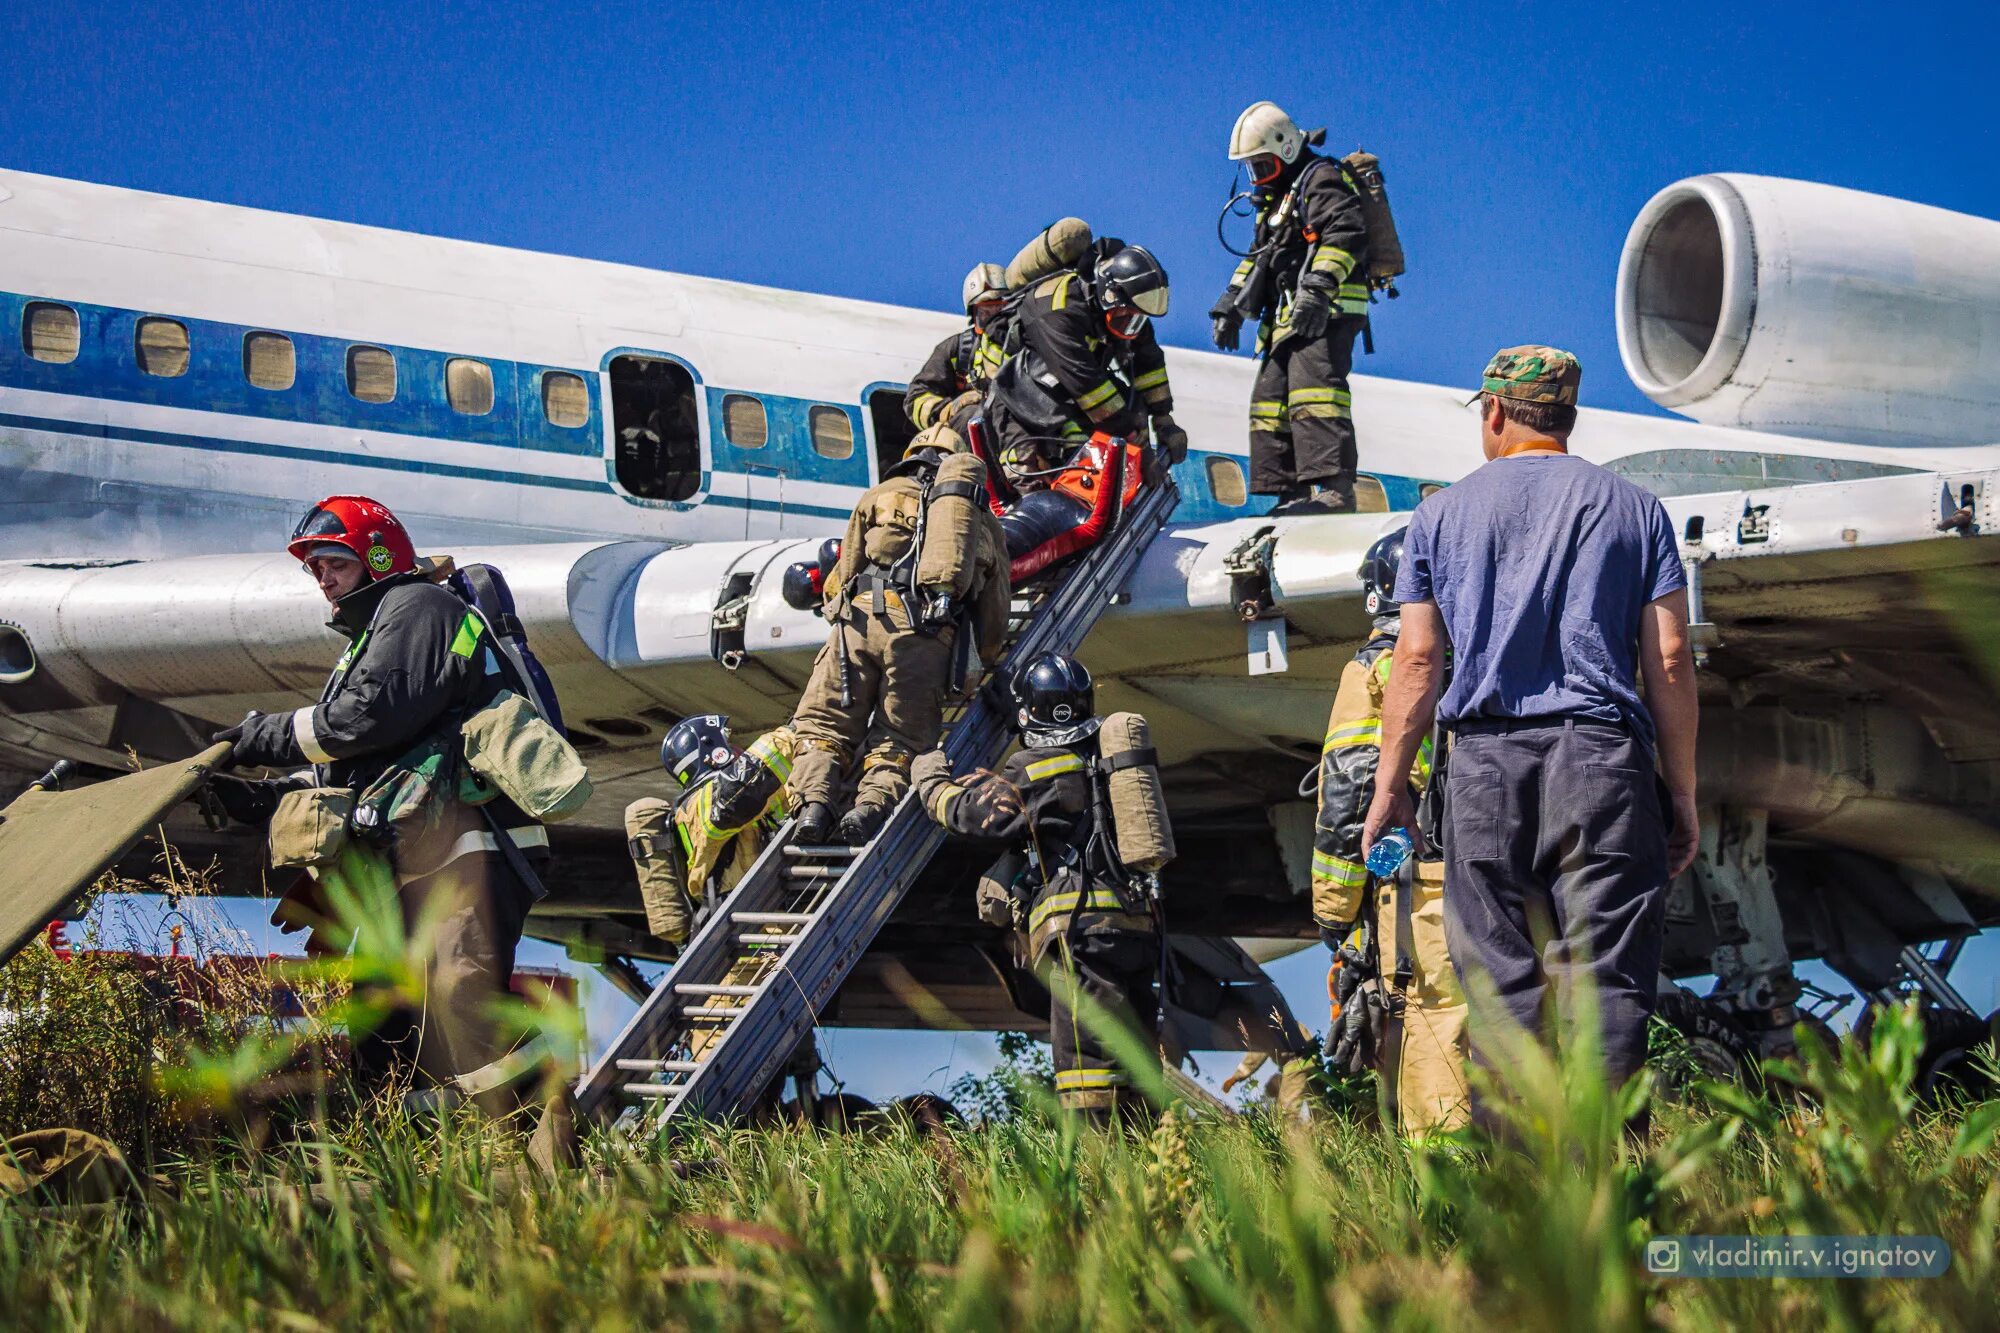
[625,796,695,942]
[1340,149,1406,295]
[268,786,355,869]
[460,690,593,823]
[1097,711,1175,872]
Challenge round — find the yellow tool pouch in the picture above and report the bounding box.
[625,797,695,943]
[268,787,355,870]
[461,690,593,822]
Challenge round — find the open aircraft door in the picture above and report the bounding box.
[0,743,232,966]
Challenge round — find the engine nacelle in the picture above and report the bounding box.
[1616,173,2000,448]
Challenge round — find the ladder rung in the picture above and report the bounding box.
[784,864,844,879]
[674,982,761,997]
[616,1057,701,1073]
[733,911,813,924]
[621,1083,684,1098]
[738,932,800,946]
[682,1005,747,1019]
[785,844,859,858]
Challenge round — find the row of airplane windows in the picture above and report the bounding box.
[18,299,593,429]
[18,299,855,464]
[14,297,1409,511]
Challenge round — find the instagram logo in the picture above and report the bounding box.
[1645,1239,1683,1275]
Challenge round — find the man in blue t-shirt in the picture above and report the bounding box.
[1361,346,1700,1113]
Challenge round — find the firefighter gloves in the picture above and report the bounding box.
[1209,291,1244,351]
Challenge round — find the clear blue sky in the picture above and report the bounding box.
[11,1,1999,1098]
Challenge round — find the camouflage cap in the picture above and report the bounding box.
[1467,345,1581,406]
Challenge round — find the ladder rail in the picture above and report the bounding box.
[575,473,1180,1125]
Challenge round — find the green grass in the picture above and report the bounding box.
[5,874,1998,1330]
[1,1008,1996,1330]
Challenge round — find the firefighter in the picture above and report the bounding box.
[912,653,1162,1122]
[787,431,1011,846]
[1311,527,1470,1135]
[905,263,1011,435]
[206,495,579,1171]
[1210,101,1372,515]
[625,714,797,947]
[985,242,1189,493]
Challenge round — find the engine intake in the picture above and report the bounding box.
[1617,174,2000,449]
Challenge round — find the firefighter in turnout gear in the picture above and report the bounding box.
[787,431,1011,846]
[208,494,579,1171]
[985,242,1188,491]
[1211,101,1372,515]
[1311,527,1469,1135]
[625,714,798,946]
[912,653,1163,1121]
[905,263,1010,434]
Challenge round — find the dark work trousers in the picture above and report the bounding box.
[1440,719,1670,1118]
[1248,317,1362,498]
[353,850,580,1169]
[1042,931,1161,1122]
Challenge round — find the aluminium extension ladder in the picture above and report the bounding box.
[575,471,1181,1128]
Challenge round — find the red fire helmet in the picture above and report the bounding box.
[286,495,417,580]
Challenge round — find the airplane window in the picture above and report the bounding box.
[135,317,189,378]
[1205,456,1247,507]
[866,386,918,479]
[808,405,854,460]
[542,371,589,428]
[447,358,495,415]
[346,345,397,404]
[610,354,701,502]
[722,394,767,449]
[243,331,295,390]
[1419,482,1446,500]
[1355,475,1390,513]
[22,302,79,364]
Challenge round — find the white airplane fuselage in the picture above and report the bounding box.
[4,167,1991,570]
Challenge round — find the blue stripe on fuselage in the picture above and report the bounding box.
[0,408,859,519]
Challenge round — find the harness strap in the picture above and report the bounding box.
[1102,746,1157,774]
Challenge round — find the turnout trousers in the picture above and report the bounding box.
[1044,931,1160,1120]
[788,607,952,819]
[1372,861,1471,1134]
[1248,317,1363,499]
[1441,719,1671,1114]
[355,850,580,1171]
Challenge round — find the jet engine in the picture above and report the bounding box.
[1616,173,2000,449]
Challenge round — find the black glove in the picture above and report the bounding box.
[1326,923,1383,1076]
[1208,291,1243,351]
[1151,415,1189,465]
[202,774,281,827]
[1289,282,1333,340]
[215,709,304,770]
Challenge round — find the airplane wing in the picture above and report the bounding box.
[5,462,2000,1016]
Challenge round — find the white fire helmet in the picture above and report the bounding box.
[1228,101,1305,167]
[961,262,1009,313]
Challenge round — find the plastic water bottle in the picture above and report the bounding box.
[1366,828,1414,878]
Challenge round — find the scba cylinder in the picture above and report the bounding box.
[1099,711,1175,872]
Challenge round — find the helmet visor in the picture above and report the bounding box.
[1132,284,1169,318]
[1248,153,1284,185]
[290,505,347,543]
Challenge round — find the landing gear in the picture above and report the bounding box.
[1687,807,1807,1057]
[1854,938,1997,1099]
